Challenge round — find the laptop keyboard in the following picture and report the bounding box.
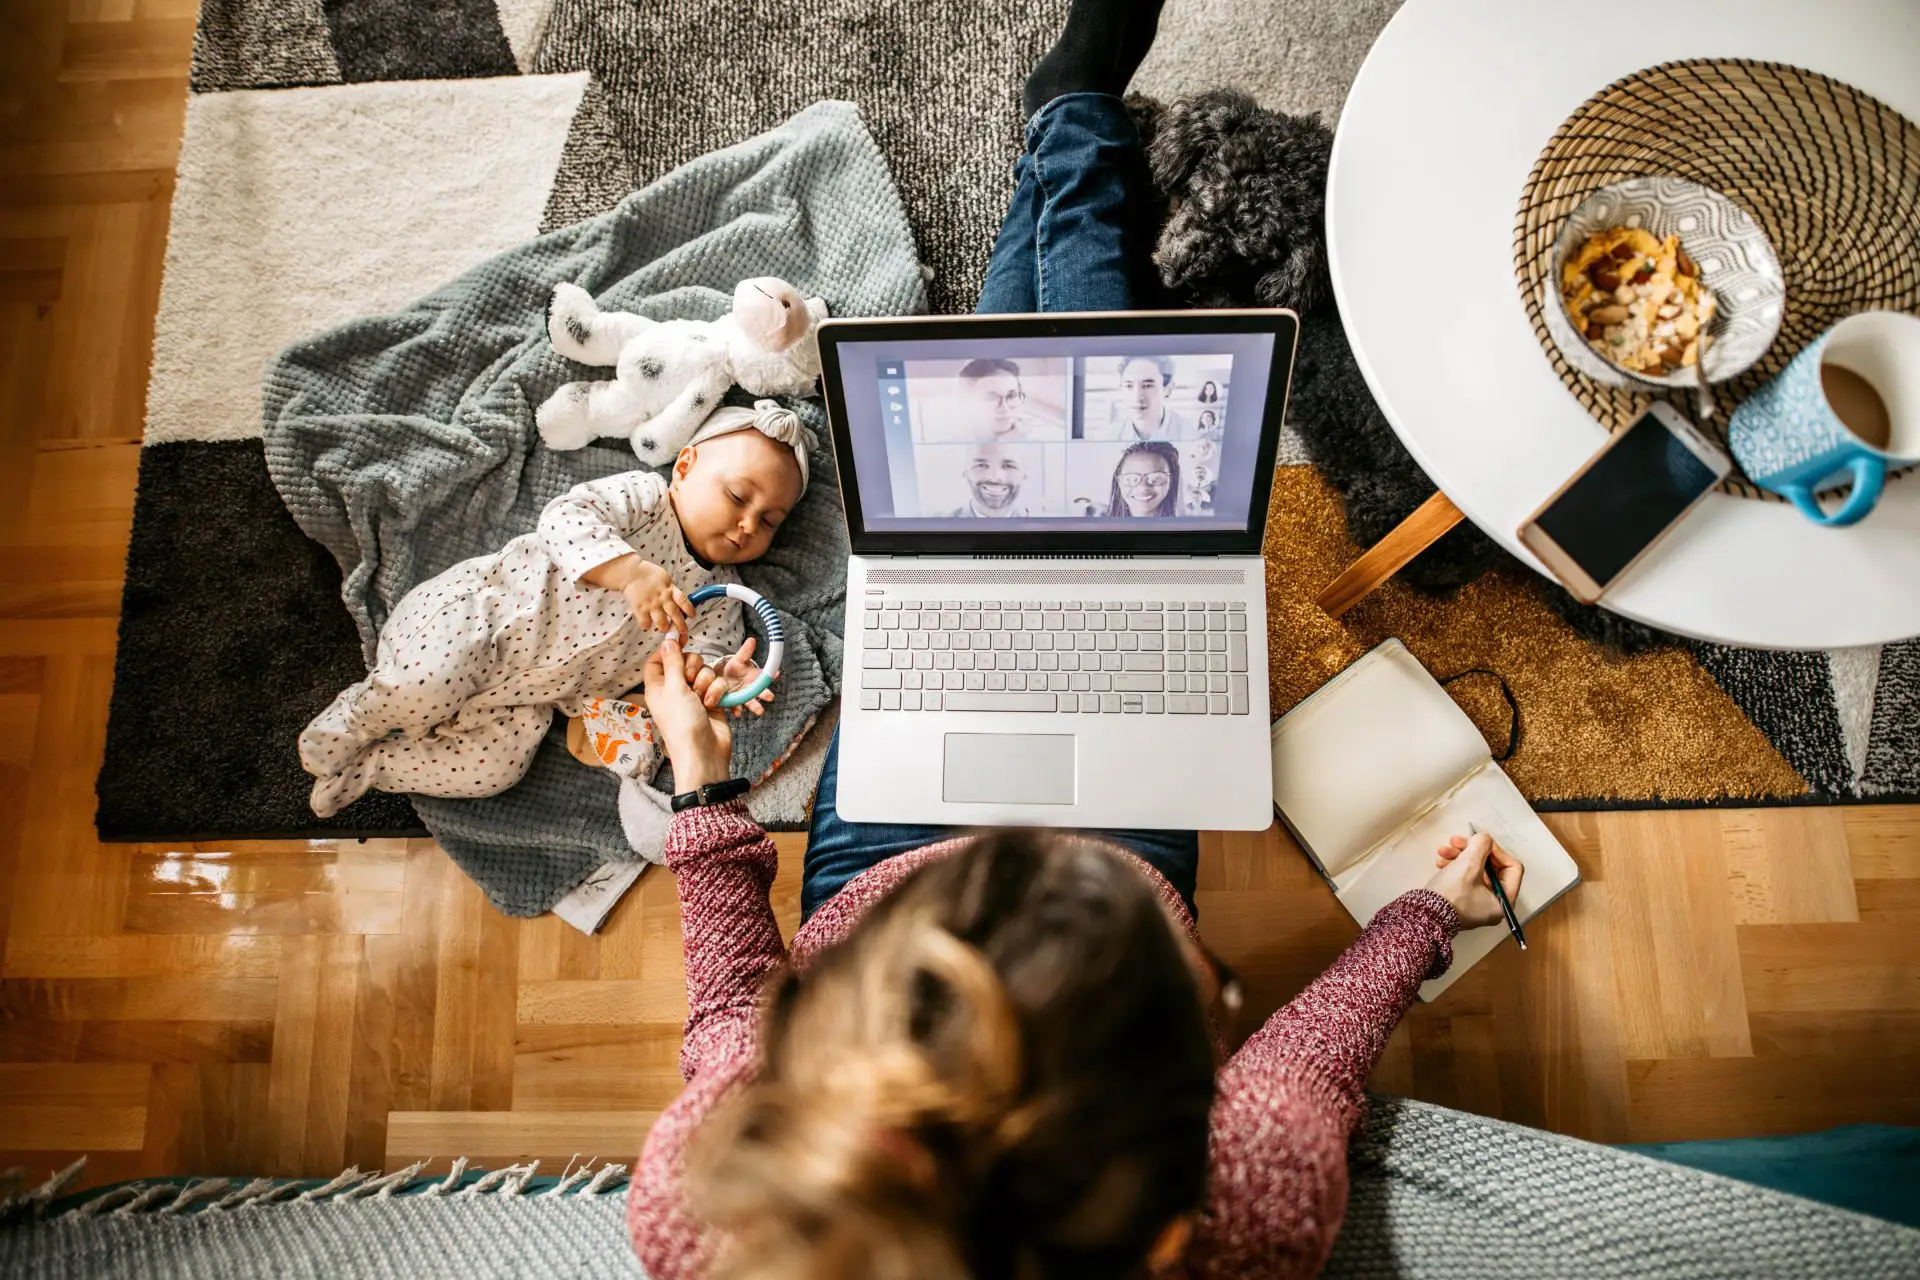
[857,595,1250,715]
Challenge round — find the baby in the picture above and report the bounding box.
[300,400,811,817]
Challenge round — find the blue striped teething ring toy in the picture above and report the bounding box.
[686,583,783,708]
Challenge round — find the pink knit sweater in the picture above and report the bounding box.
[628,802,1461,1279]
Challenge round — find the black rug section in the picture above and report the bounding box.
[1688,645,1852,797]
[321,0,518,83]
[1863,639,1920,797]
[98,442,424,841]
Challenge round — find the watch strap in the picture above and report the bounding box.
[670,777,751,812]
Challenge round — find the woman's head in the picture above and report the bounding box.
[1198,380,1219,403]
[1107,441,1181,518]
[687,831,1217,1280]
[1116,356,1175,434]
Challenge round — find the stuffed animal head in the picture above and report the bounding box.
[731,277,815,353]
[726,280,828,398]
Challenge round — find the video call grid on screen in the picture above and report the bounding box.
[833,332,1277,533]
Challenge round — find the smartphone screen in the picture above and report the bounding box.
[1531,412,1720,588]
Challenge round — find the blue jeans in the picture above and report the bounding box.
[804,731,1201,922]
[976,92,1153,314]
[804,92,1197,923]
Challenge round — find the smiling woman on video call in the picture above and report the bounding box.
[1108,439,1181,517]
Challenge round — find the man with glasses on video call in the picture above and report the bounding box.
[957,357,1043,441]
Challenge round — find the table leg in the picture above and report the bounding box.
[1313,489,1465,618]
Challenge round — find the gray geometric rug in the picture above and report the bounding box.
[97,0,1917,866]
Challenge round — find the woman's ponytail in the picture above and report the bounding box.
[689,905,1035,1279]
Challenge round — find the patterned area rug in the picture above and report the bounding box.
[99,0,1918,853]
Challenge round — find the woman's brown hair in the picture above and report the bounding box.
[686,830,1217,1279]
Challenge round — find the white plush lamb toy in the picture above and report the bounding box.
[536,277,828,465]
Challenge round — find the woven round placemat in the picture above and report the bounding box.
[1513,59,1920,498]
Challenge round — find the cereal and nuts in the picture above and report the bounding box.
[1559,226,1715,377]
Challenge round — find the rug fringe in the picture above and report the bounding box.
[0,1157,88,1224]
[424,1156,471,1196]
[14,1156,634,1220]
[159,1179,231,1215]
[211,1177,280,1211]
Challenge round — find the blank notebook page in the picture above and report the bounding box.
[1271,642,1492,877]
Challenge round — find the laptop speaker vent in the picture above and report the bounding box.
[866,567,1247,586]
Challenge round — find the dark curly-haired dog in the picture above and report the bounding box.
[1130,89,1672,651]
[1133,88,1332,314]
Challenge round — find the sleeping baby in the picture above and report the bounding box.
[300,400,811,817]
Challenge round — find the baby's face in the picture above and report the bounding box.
[669,430,803,565]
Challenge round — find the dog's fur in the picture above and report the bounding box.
[1130,90,1672,651]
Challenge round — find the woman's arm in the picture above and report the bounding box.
[628,640,785,1277]
[1188,834,1523,1278]
[663,800,787,1072]
[1187,888,1459,1279]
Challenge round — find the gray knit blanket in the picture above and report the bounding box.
[5,1100,1915,1278]
[261,100,927,915]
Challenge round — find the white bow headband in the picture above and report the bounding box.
[685,399,817,495]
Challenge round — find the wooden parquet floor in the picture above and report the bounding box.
[3,0,1917,1197]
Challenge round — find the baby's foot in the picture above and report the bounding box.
[569,697,661,779]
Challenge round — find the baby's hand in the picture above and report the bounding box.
[699,636,778,718]
[621,560,692,637]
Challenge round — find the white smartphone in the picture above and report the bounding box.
[1517,401,1732,604]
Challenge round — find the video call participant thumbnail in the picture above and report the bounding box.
[1107,440,1181,517]
[1116,355,1189,442]
[945,442,1035,518]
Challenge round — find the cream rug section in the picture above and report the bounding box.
[145,71,590,445]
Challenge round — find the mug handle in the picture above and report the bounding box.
[1782,456,1886,528]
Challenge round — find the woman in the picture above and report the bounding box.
[631,636,1520,1279]
[1107,439,1181,517]
[1198,379,1220,405]
[630,1,1526,1275]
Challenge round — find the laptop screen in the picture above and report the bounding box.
[819,312,1296,554]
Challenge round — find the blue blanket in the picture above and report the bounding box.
[262,101,927,914]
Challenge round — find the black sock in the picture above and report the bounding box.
[1022,0,1168,118]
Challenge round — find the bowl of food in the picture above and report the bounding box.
[1547,176,1784,390]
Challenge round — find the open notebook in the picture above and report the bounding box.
[1270,639,1581,999]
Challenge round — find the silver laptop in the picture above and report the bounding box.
[817,310,1299,830]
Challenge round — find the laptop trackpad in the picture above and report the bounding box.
[943,733,1076,805]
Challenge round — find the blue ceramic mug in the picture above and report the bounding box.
[1729,311,1920,527]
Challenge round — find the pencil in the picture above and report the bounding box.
[1468,823,1527,951]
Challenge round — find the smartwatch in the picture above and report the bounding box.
[670,777,751,813]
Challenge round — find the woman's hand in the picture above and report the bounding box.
[583,553,691,637]
[696,636,778,718]
[642,634,733,792]
[1424,832,1524,929]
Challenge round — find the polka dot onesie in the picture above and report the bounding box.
[299,471,742,817]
